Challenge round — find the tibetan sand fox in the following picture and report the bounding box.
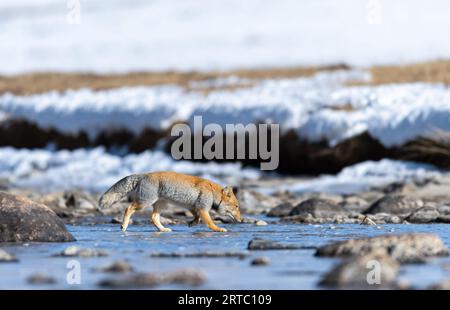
[98,172,242,232]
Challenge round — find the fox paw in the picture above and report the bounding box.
[215,227,227,232]
[159,227,172,232]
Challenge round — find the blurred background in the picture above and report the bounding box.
[1,0,450,193]
[1,0,450,73]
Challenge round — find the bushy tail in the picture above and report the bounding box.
[98,174,144,209]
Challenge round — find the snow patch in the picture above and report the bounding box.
[0,147,259,193]
[271,159,448,195]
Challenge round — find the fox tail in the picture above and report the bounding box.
[98,174,144,209]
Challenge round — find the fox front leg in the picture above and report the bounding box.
[194,191,226,232]
[198,209,227,232]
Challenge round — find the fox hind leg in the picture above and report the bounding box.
[151,200,172,232]
[121,202,141,232]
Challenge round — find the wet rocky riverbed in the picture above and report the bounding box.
[1,219,450,289]
[2,175,450,289]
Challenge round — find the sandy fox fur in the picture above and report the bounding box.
[99,172,241,232]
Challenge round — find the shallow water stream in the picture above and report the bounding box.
[1,218,450,289]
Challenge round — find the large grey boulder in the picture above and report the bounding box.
[405,206,440,223]
[316,233,448,263]
[364,195,424,215]
[319,250,399,288]
[289,198,347,218]
[0,192,75,242]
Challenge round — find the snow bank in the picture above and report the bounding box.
[259,159,450,194]
[2,0,450,73]
[0,147,259,193]
[2,70,450,147]
[0,146,445,195]
[267,159,449,195]
[0,86,197,138]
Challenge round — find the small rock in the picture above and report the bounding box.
[364,195,424,215]
[240,217,259,224]
[95,260,134,273]
[289,198,347,218]
[27,273,57,285]
[0,192,75,242]
[437,205,450,223]
[319,250,399,288]
[316,233,448,263]
[55,246,108,257]
[250,256,270,266]
[98,268,206,288]
[267,202,294,217]
[0,249,18,262]
[239,217,267,226]
[248,238,312,250]
[405,206,440,223]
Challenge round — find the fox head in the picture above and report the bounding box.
[218,186,242,223]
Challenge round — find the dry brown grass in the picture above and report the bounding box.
[324,103,356,112]
[366,60,450,85]
[0,64,347,96]
[2,60,450,95]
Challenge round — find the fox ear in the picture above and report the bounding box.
[222,186,234,197]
